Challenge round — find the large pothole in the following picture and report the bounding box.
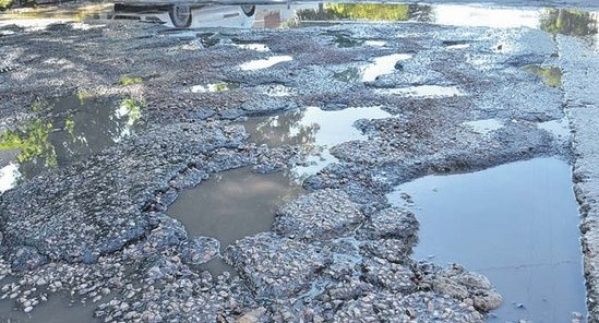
[388,157,585,322]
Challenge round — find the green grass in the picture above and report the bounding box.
[120,76,143,86]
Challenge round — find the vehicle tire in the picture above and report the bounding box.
[169,3,192,28]
[241,4,255,17]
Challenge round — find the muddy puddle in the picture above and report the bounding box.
[346,53,411,83]
[387,157,586,322]
[167,167,304,274]
[168,167,303,247]
[0,291,99,323]
[0,95,142,187]
[243,106,392,178]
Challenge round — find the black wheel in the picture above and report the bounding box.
[241,4,255,17]
[169,4,192,28]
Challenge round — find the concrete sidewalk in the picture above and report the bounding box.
[559,35,599,322]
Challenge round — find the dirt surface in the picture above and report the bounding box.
[0,1,596,322]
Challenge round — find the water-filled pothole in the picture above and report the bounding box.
[243,106,392,179]
[462,119,504,135]
[168,166,304,256]
[387,157,585,322]
[189,82,240,93]
[523,65,562,88]
[0,95,142,182]
[538,118,571,139]
[335,54,411,83]
[239,55,293,71]
[0,291,101,323]
[233,42,269,52]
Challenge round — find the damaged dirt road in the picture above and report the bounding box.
[0,1,598,322]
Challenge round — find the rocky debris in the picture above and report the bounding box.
[0,122,247,269]
[274,189,364,241]
[356,207,419,243]
[224,232,330,299]
[179,237,220,266]
[236,307,267,323]
[332,292,484,323]
[415,263,503,313]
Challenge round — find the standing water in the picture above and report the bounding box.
[387,157,585,322]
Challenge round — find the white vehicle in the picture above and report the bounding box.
[113,2,256,28]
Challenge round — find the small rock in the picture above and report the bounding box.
[237,307,267,323]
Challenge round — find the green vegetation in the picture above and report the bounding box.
[0,96,143,178]
[295,3,432,23]
[76,90,96,101]
[0,119,57,166]
[524,65,562,87]
[121,98,143,122]
[120,75,144,86]
[0,0,13,11]
[325,3,410,21]
[541,8,598,36]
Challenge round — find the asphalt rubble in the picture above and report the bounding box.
[0,6,585,322]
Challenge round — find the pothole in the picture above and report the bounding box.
[0,162,20,194]
[167,167,305,275]
[537,118,571,139]
[189,82,240,93]
[239,55,293,71]
[462,119,504,135]
[361,53,411,82]
[387,157,585,322]
[0,95,142,180]
[232,42,269,52]
[0,291,99,323]
[523,65,562,88]
[375,85,463,97]
[443,41,470,50]
[334,53,411,83]
[243,106,392,179]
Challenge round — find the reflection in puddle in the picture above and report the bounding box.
[168,167,304,247]
[190,82,240,93]
[388,158,585,322]
[239,55,293,71]
[364,40,386,47]
[433,5,541,28]
[523,65,562,87]
[333,68,361,83]
[376,85,463,97]
[541,8,598,36]
[362,54,412,82]
[334,54,411,83]
[295,3,433,25]
[462,119,504,135]
[244,106,392,178]
[445,43,470,50]
[538,118,571,139]
[0,163,20,193]
[0,95,142,179]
